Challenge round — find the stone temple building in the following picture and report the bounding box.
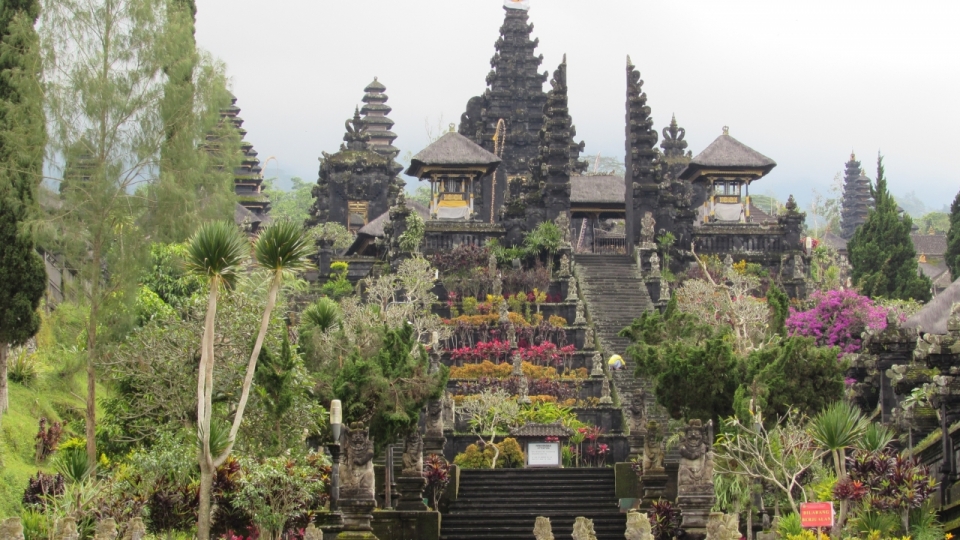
[326,0,807,297]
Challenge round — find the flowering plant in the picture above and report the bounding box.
[786,289,890,354]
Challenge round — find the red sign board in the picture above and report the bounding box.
[800,502,834,528]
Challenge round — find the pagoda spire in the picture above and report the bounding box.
[531,55,584,221]
[840,152,874,239]
[459,4,548,177]
[624,56,660,249]
[214,95,269,217]
[359,77,400,159]
[660,113,691,181]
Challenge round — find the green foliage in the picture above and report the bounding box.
[523,221,562,257]
[141,242,204,312]
[916,211,950,235]
[301,297,341,333]
[0,0,46,388]
[742,336,845,419]
[398,211,425,253]
[453,438,525,469]
[766,285,789,337]
[947,190,960,280]
[134,286,176,326]
[847,155,931,301]
[55,445,91,482]
[253,219,313,275]
[184,221,249,288]
[8,349,38,384]
[330,324,448,451]
[309,222,353,252]
[234,455,327,540]
[623,308,743,423]
[776,512,804,537]
[262,177,314,225]
[852,510,900,538]
[320,261,353,299]
[409,185,432,207]
[856,422,894,452]
[908,506,944,540]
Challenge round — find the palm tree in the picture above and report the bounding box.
[809,401,868,535]
[218,220,312,461]
[184,221,248,540]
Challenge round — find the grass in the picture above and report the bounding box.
[0,368,94,518]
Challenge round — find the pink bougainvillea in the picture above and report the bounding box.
[449,339,574,367]
[785,289,889,354]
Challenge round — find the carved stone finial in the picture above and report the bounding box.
[534,516,555,540]
[643,420,665,472]
[723,254,733,273]
[625,511,654,540]
[640,212,656,244]
[94,519,117,540]
[512,350,523,377]
[572,517,598,540]
[518,374,531,404]
[785,194,798,212]
[426,399,444,437]
[499,299,510,325]
[648,252,661,278]
[507,322,517,348]
[121,518,146,540]
[54,518,79,540]
[304,523,324,540]
[0,518,25,540]
[591,351,604,377]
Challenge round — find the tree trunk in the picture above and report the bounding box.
[86,252,101,471]
[197,465,213,540]
[217,276,279,465]
[747,504,753,540]
[0,343,8,425]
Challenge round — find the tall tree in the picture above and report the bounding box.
[43,0,169,469]
[0,0,46,425]
[946,190,960,280]
[144,0,237,242]
[847,154,931,302]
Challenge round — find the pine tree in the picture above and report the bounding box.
[0,0,46,424]
[946,190,960,280]
[847,154,931,301]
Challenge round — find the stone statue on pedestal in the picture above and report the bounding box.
[559,254,571,278]
[625,511,653,540]
[533,516,555,540]
[493,275,503,298]
[591,351,604,377]
[643,421,665,473]
[599,377,613,404]
[555,212,571,245]
[94,520,117,540]
[584,326,596,349]
[507,323,517,348]
[425,400,444,437]
[628,391,646,435]
[499,300,509,324]
[648,252,661,278]
[304,523,324,540]
[518,375,531,404]
[566,277,578,302]
[0,518,25,540]
[402,430,423,476]
[678,420,714,494]
[512,350,523,376]
[640,212,656,245]
[706,513,740,540]
[574,301,586,325]
[488,251,498,276]
[341,423,375,500]
[442,392,455,428]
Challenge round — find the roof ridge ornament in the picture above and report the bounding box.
[504,0,531,10]
[722,126,729,136]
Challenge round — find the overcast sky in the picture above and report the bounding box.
[195,0,959,212]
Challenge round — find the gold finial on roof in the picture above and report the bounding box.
[722,126,729,135]
[448,123,455,133]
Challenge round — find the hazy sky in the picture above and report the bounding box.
[195,0,959,212]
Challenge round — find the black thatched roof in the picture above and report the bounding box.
[234,202,260,226]
[570,175,625,204]
[903,276,960,334]
[821,232,848,252]
[912,234,948,257]
[356,201,430,238]
[509,421,574,438]
[680,129,776,181]
[405,132,501,178]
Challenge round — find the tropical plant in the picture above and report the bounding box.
[320,261,353,299]
[458,389,521,468]
[648,499,684,540]
[234,456,326,540]
[810,401,868,531]
[423,454,451,510]
[184,220,249,540]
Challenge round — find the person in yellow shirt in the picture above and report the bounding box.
[608,354,624,371]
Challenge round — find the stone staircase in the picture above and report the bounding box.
[440,468,625,540]
[574,253,659,425]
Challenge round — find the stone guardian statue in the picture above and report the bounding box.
[341,422,375,500]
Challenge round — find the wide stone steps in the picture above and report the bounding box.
[441,469,625,540]
[574,253,661,427]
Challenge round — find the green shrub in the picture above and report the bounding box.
[776,513,803,538]
[453,438,525,469]
[462,296,479,316]
[321,261,353,299]
[8,349,38,384]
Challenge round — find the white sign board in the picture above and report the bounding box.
[527,442,561,467]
